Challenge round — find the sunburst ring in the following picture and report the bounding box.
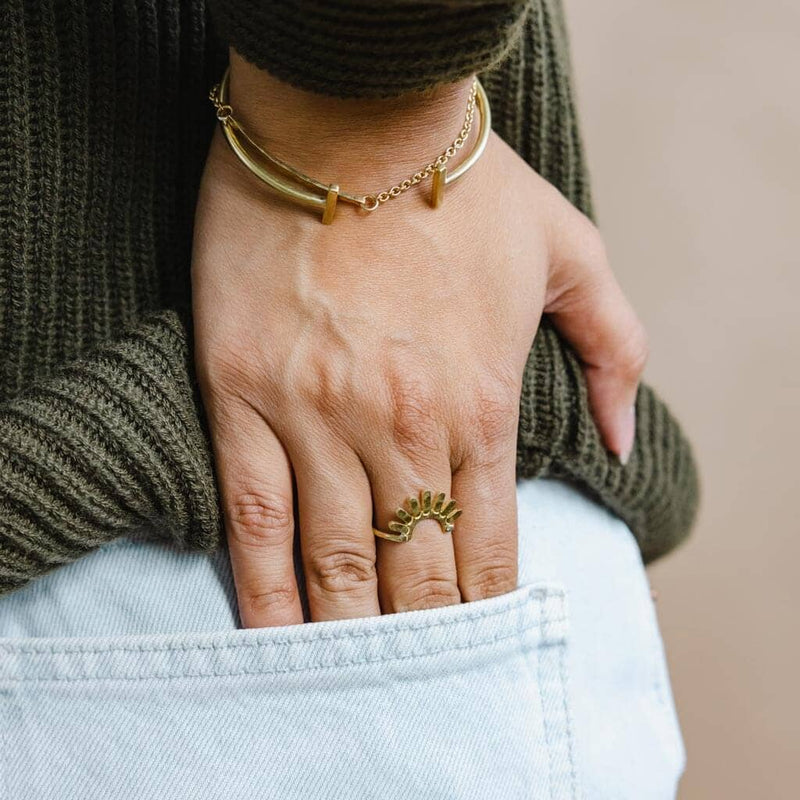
[372,489,463,543]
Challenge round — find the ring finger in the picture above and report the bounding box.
[366,449,461,614]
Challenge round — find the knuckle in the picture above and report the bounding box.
[241,583,299,618]
[225,489,295,547]
[578,220,609,272]
[616,325,650,381]
[470,373,520,450]
[395,577,462,612]
[309,549,377,595]
[463,563,518,602]
[296,355,349,423]
[387,374,444,458]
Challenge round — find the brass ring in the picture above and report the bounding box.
[372,489,462,543]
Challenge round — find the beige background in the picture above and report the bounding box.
[4,0,795,793]
[563,0,799,797]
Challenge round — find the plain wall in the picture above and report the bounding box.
[562,0,799,797]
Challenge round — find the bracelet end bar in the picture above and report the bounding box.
[431,166,446,208]
[322,184,339,224]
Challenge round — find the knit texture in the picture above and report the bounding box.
[206,0,530,98]
[0,0,698,594]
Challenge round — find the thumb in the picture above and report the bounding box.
[544,196,649,464]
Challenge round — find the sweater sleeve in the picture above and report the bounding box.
[0,311,222,595]
[205,0,530,97]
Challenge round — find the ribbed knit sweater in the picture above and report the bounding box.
[0,0,699,596]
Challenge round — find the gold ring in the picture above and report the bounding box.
[372,489,462,543]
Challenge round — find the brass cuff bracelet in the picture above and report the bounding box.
[208,66,491,224]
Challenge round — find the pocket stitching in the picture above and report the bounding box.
[0,593,567,683]
[1,585,557,657]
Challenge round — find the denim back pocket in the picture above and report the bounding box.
[0,582,578,800]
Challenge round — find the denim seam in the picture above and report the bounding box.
[535,608,555,800]
[557,596,580,799]
[534,591,579,800]
[1,587,563,657]
[0,614,568,684]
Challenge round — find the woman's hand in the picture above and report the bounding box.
[191,54,647,628]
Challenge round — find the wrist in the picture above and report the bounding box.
[226,49,478,196]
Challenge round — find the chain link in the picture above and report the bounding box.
[366,80,478,210]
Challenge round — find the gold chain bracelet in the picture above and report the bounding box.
[208,66,491,224]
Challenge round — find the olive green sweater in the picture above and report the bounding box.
[0,0,698,596]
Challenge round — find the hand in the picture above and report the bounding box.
[191,53,647,627]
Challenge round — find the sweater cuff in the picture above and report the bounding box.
[517,320,701,564]
[0,311,222,594]
[206,0,529,98]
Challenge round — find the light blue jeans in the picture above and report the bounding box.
[0,479,684,799]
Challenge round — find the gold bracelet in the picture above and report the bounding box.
[208,66,491,224]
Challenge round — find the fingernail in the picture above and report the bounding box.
[619,404,636,466]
